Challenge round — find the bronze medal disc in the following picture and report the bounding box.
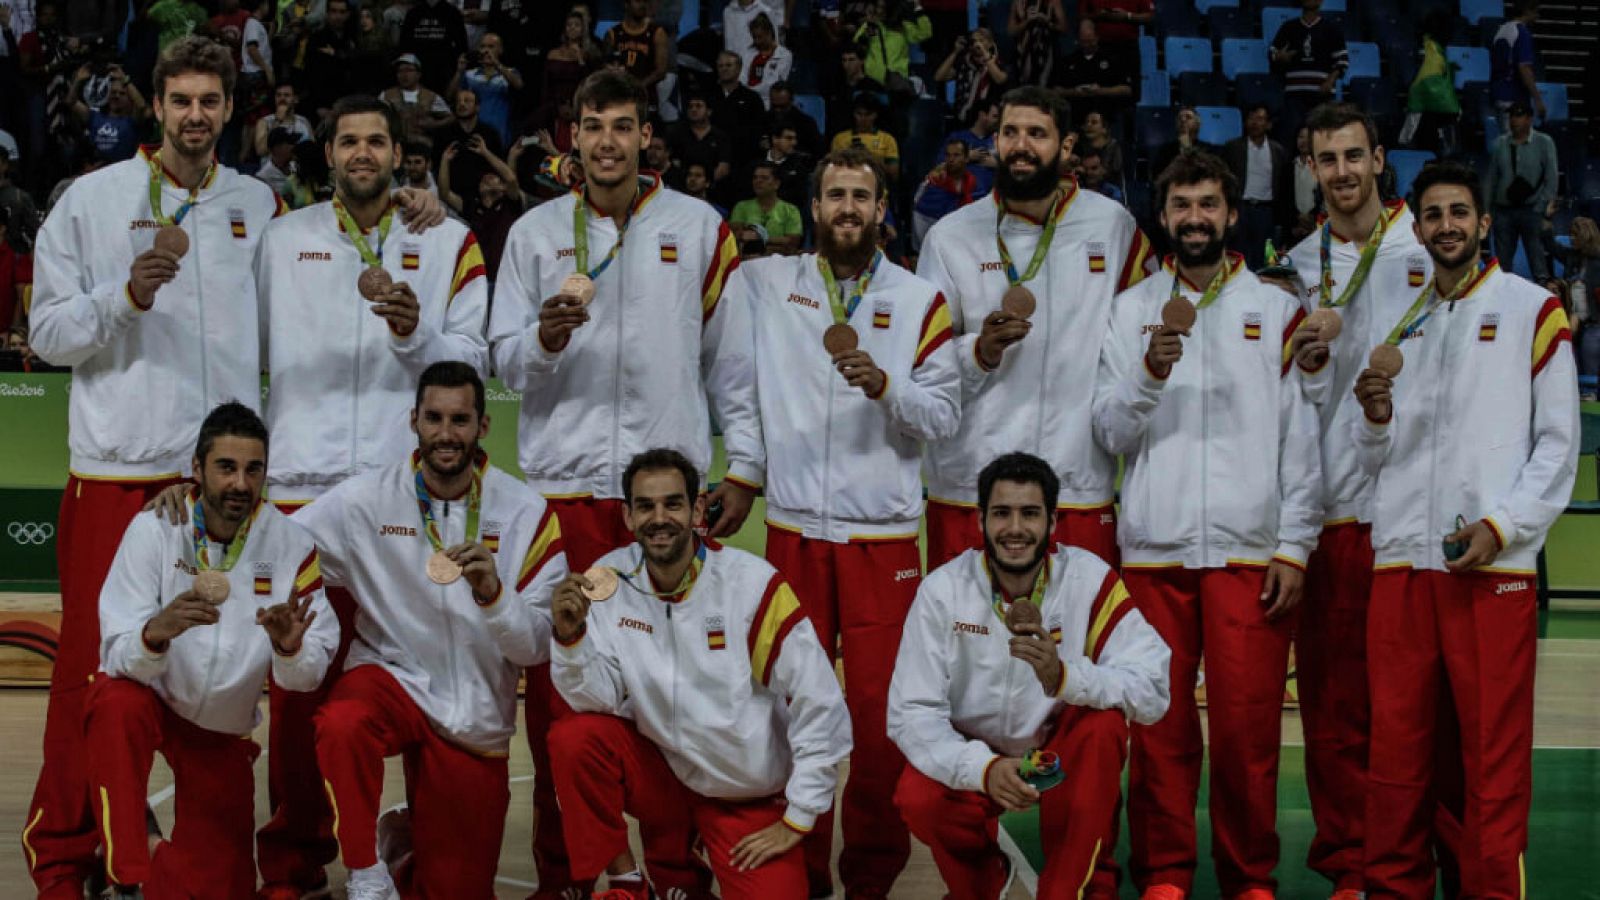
[154,225,189,258]
[1304,308,1343,342]
[1006,600,1042,635]
[1001,285,1036,319]
[1161,296,1197,333]
[562,273,596,306]
[193,570,231,605]
[581,567,619,602]
[426,550,462,585]
[1369,344,1405,378]
[358,266,393,301]
[822,323,859,355]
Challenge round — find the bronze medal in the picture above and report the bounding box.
[562,273,596,306]
[154,225,189,258]
[822,323,859,355]
[192,570,231,605]
[1001,285,1036,320]
[1005,600,1042,635]
[1160,296,1197,333]
[358,266,393,301]
[1304,308,1343,342]
[1369,344,1404,378]
[426,550,462,585]
[581,566,619,602]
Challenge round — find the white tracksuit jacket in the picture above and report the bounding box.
[720,252,961,540]
[916,183,1156,509]
[487,176,761,496]
[98,500,337,735]
[1353,261,1578,574]
[256,201,489,502]
[1093,255,1323,568]
[553,541,852,832]
[887,545,1170,792]
[30,147,283,479]
[294,453,567,755]
[1285,201,1433,525]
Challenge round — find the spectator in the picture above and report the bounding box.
[724,0,786,64]
[826,43,885,137]
[350,4,397,96]
[645,134,683,187]
[0,143,38,250]
[147,0,209,51]
[682,161,727,216]
[0,6,22,153]
[919,0,973,67]
[1152,105,1219,177]
[382,0,412,46]
[273,0,321,85]
[208,0,253,70]
[451,32,522,146]
[284,138,328,207]
[70,64,148,163]
[946,97,999,194]
[1221,103,1293,268]
[667,93,734,185]
[254,127,298,197]
[1270,0,1348,139]
[830,91,899,181]
[913,137,980,244]
[433,88,503,207]
[1008,0,1065,87]
[1568,217,1600,399]
[400,0,468,94]
[934,28,1008,127]
[1485,100,1558,283]
[538,9,599,136]
[854,0,931,95]
[742,13,793,108]
[238,0,273,95]
[394,136,439,197]
[302,0,357,120]
[1077,0,1152,53]
[0,204,28,333]
[746,122,812,211]
[382,52,453,140]
[711,50,766,166]
[440,143,522,280]
[1491,0,1546,125]
[20,1,84,181]
[1056,19,1134,129]
[1077,109,1123,186]
[1401,7,1461,156]
[1291,125,1319,237]
[253,83,314,158]
[730,161,803,255]
[605,0,671,103]
[768,82,824,159]
[1077,145,1122,203]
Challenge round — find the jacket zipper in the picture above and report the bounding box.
[193,194,208,416]
[1034,228,1048,452]
[611,212,623,492]
[351,250,365,474]
[822,320,837,527]
[1199,292,1209,566]
[192,542,222,722]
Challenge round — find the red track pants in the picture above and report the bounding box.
[1297,522,1374,892]
[766,526,919,899]
[925,499,1120,571]
[314,665,509,899]
[549,713,805,900]
[1124,566,1295,896]
[896,706,1129,900]
[24,474,185,899]
[1364,569,1536,900]
[83,676,258,899]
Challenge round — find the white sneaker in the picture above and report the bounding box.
[376,804,414,872]
[345,867,400,900]
[996,852,1016,900]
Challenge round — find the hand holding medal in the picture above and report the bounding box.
[132,153,208,308]
[818,253,887,395]
[440,542,501,604]
[552,572,602,643]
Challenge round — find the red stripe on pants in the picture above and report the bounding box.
[1296,522,1373,892]
[25,475,184,898]
[545,496,632,571]
[765,526,917,898]
[896,706,1129,900]
[1124,566,1294,896]
[314,665,509,898]
[1365,569,1535,900]
[84,676,259,899]
[925,499,1120,571]
[549,712,804,899]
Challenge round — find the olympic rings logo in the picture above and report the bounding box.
[6,522,56,546]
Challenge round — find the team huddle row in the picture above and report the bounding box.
[19,36,1576,900]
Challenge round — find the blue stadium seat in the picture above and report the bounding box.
[1262,7,1299,43]
[1344,77,1398,117]
[1447,45,1489,88]
[1178,72,1228,106]
[1387,149,1435,198]
[1546,122,1587,183]
[1538,82,1569,123]
[1221,39,1269,81]
[1208,8,1252,40]
[1484,113,1502,150]
[595,20,619,39]
[1138,107,1178,156]
[1164,36,1214,75]
[1139,71,1172,108]
[1154,0,1202,37]
[1235,73,1284,116]
[1460,0,1505,25]
[1196,106,1243,144]
[1195,0,1238,12]
[681,0,700,37]
[1321,0,1347,11]
[1580,162,1600,203]
[1343,41,1381,80]
[968,0,979,32]
[793,93,826,134]
[1140,35,1160,76]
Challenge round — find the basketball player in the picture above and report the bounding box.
[1351,161,1576,899]
[1093,151,1321,900]
[917,85,1155,573]
[87,402,337,898]
[547,448,851,900]
[889,452,1170,900]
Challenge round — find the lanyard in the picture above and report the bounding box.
[191,493,259,573]
[983,553,1051,624]
[818,250,883,325]
[147,152,213,227]
[573,178,646,280]
[994,185,1073,287]
[1170,259,1231,312]
[1318,206,1388,308]
[618,540,708,600]
[412,454,484,553]
[1382,261,1485,346]
[333,197,394,268]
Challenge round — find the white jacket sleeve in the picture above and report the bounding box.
[487,223,562,389]
[99,516,171,684]
[887,576,998,793]
[389,230,490,376]
[477,511,565,667]
[1275,367,1326,565]
[29,202,145,367]
[1060,604,1171,726]
[914,236,991,397]
[551,622,628,713]
[876,295,960,442]
[1351,401,1394,478]
[703,263,766,489]
[1092,293,1166,456]
[292,483,354,588]
[1485,309,1580,552]
[763,615,852,832]
[268,547,340,692]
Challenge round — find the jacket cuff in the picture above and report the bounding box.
[1482,514,1510,552]
[473,582,503,609]
[1271,549,1308,571]
[1361,409,1392,431]
[528,322,564,372]
[388,317,428,349]
[723,463,765,493]
[781,805,818,833]
[553,625,588,652]
[1137,356,1170,392]
[866,369,890,400]
[124,281,151,312]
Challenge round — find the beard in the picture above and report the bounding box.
[419,435,478,480]
[1425,229,1481,274]
[199,479,254,527]
[337,165,393,204]
[165,119,219,160]
[1169,222,1228,268]
[636,520,693,568]
[996,147,1061,201]
[817,212,880,273]
[983,528,1049,576]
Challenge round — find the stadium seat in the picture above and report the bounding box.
[1484,114,1503,150]
[1326,13,1360,42]
[1155,0,1203,37]
[1195,0,1238,12]
[1343,41,1381,80]
[793,93,826,134]
[1139,71,1172,108]
[1460,0,1505,25]
[1344,77,1399,118]
[968,0,979,32]
[1195,106,1243,145]
[1321,0,1346,11]
[1164,36,1214,75]
[1140,35,1159,76]
[1208,8,1252,40]
[1580,161,1600,203]
[1234,73,1284,116]
[1447,45,1489,88]
[595,20,619,39]
[1138,107,1178,156]
[1538,82,1569,123]
[681,0,700,37]
[1178,72,1228,106]
[1220,39,1269,80]
[1387,149,1435,198]
[1546,121,1587,184]
[1262,7,1299,43]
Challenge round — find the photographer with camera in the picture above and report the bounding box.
[450,32,522,146]
[854,0,930,98]
[933,27,1008,127]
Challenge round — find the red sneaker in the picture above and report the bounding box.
[594,878,653,900]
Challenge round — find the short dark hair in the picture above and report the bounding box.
[404,135,434,158]
[574,70,650,123]
[1155,149,1239,211]
[977,453,1060,514]
[999,85,1072,139]
[415,361,485,417]
[752,160,778,178]
[195,402,268,465]
[1409,159,1485,217]
[1077,145,1102,162]
[840,42,865,59]
[623,448,701,504]
[769,121,798,139]
[154,36,237,101]
[770,80,793,96]
[1243,102,1272,119]
[811,146,889,201]
[325,94,404,146]
[750,12,775,35]
[1305,102,1380,155]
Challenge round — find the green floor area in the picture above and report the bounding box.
[999,747,1600,898]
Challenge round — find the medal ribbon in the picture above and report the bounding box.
[411,452,485,553]
[1318,207,1389,308]
[573,176,649,280]
[1382,260,1485,347]
[995,184,1073,287]
[333,196,395,268]
[147,152,214,227]
[818,249,884,325]
[191,491,260,573]
[618,540,709,599]
[982,553,1051,625]
[1169,259,1231,312]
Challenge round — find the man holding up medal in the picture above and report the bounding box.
[546,448,852,900]
[1092,151,1321,900]
[888,452,1170,900]
[715,145,960,898]
[916,85,1156,572]
[1350,161,1576,899]
[87,402,338,898]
